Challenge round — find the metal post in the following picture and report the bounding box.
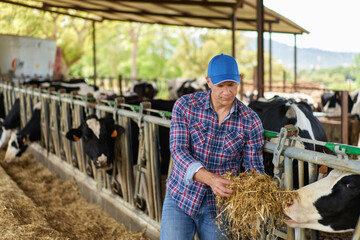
[92,21,97,86]
[283,70,286,92]
[294,34,297,92]
[232,13,236,58]
[269,23,272,92]
[341,91,349,144]
[118,75,123,96]
[257,0,264,98]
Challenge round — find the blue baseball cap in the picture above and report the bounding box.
[207,53,240,85]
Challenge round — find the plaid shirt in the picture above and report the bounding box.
[167,91,264,218]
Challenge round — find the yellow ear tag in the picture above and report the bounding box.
[73,135,80,141]
[111,130,118,138]
[22,137,26,143]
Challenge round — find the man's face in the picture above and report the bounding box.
[206,78,239,107]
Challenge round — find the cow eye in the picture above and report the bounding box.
[346,183,355,190]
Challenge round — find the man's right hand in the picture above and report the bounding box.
[194,168,234,197]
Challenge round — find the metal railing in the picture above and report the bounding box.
[0,81,359,240]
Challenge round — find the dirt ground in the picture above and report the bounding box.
[0,150,150,240]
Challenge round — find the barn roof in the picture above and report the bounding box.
[1,0,309,34]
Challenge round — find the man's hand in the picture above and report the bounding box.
[194,168,234,197]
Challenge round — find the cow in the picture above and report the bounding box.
[248,96,328,188]
[4,102,41,163]
[264,92,317,110]
[283,168,360,233]
[125,99,176,174]
[321,91,355,116]
[0,98,21,149]
[168,78,207,100]
[125,80,157,101]
[65,114,125,170]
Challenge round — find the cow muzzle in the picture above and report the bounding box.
[94,154,112,169]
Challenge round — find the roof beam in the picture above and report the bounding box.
[37,2,279,23]
[103,0,238,7]
[0,0,102,21]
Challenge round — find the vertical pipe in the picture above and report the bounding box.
[283,70,286,92]
[92,21,97,86]
[341,91,349,144]
[294,34,297,92]
[257,0,264,98]
[232,13,236,58]
[298,160,304,188]
[284,156,294,239]
[269,23,272,92]
[118,75,123,96]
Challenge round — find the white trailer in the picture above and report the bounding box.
[0,34,56,80]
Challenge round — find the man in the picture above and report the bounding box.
[160,54,264,239]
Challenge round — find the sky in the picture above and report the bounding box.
[247,0,360,53]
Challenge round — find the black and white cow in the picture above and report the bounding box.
[321,91,355,116]
[284,168,360,233]
[248,96,328,187]
[66,115,125,170]
[4,102,41,163]
[125,99,176,174]
[50,80,99,95]
[0,98,21,149]
[125,81,157,101]
[168,78,207,100]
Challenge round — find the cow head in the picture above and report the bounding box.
[66,115,125,170]
[283,169,360,232]
[4,131,28,163]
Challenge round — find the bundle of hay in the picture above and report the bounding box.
[216,170,298,239]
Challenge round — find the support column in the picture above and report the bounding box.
[92,21,97,86]
[294,34,297,92]
[231,11,236,57]
[257,0,264,98]
[269,23,272,92]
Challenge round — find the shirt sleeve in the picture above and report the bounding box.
[170,97,204,184]
[242,112,265,174]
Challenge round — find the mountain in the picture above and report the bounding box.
[248,39,359,70]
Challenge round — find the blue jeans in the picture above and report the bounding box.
[160,192,227,240]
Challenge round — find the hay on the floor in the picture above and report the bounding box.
[216,170,298,239]
[0,150,150,240]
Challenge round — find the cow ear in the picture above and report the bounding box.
[66,128,82,141]
[110,129,117,138]
[110,125,125,138]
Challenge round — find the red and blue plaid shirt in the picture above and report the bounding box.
[167,91,264,218]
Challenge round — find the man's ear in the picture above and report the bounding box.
[66,128,82,141]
